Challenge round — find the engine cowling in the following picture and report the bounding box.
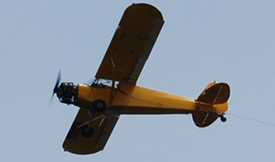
[56,82,78,104]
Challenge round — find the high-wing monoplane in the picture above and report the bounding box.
[52,3,230,154]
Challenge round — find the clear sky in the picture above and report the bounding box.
[1,1,275,161]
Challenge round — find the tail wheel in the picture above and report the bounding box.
[93,99,107,112]
[81,125,94,138]
[220,115,227,122]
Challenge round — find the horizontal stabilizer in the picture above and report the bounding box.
[196,82,230,105]
[193,82,230,127]
[192,112,219,127]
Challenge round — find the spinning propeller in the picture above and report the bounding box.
[50,71,78,105]
[49,71,61,107]
[53,70,61,96]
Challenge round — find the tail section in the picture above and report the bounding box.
[192,112,219,128]
[196,82,230,105]
[193,82,230,127]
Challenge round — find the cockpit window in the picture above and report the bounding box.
[90,78,119,89]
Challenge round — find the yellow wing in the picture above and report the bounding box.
[95,3,164,84]
[62,107,120,154]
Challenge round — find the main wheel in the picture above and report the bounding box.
[93,99,107,112]
[81,125,94,138]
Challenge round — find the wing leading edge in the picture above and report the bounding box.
[95,3,164,84]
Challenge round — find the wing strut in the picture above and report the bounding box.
[109,80,118,105]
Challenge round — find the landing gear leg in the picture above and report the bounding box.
[80,110,95,138]
[80,99,107,138]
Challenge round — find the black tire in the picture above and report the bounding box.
[221,116,227,122]
[81,125,94,138]
[93,99,107,112]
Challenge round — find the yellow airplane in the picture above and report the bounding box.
[52,3,230,154]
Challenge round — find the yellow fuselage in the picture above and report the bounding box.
[75,83,228,115]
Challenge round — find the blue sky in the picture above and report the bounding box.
[1,1,275,161]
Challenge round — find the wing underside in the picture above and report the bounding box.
[63,107,120,154]
[95,3,164,84]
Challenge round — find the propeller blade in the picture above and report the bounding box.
[53,70,61,94]
[49,70,61,109]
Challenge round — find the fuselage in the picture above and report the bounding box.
[74,82,228,115]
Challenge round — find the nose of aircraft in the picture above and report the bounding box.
[51,71,78,105]
[55,82,78,104]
